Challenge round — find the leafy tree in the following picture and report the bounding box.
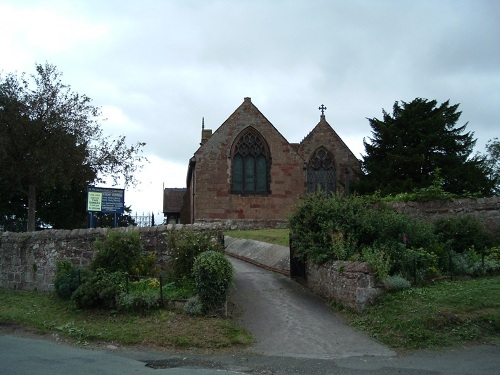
[484,138,500,195]
[0,63,146,231]
[359,98,494,196]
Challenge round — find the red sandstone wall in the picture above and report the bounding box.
[298,116,361,191]
[192,98,305,222]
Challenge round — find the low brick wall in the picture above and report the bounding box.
[305,261,383,312]
[0,223,223,292]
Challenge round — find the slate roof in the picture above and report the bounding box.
[163,188,186,213]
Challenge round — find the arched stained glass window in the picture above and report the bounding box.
[232,129,270,194]
[307,147,336,194]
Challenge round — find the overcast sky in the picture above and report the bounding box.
[2,0,499,222]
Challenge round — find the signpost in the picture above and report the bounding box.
[87,187,125,228]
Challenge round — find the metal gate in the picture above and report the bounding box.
[289,232,306,280]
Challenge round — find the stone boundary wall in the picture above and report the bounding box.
[305,261,383,312]
[0,223,224,292]
[196,219,288,230]
[386,197,500,241]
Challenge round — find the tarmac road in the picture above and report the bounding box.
[1,254,498,374]
[229,256,395,359]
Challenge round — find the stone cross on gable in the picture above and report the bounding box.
[319,104,327,115]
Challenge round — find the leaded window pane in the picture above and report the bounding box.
[256,155,267,192]
[232,129,269,194]
[244,155,255,192]
[307,168,316,193]
[327,169,336,192]
[307,147,336,194]
[233,154,243,192]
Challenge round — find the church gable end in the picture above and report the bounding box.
[177,99,360,226]
[189,97,304,224]
[231,127,271,195]
[299,112,360,194]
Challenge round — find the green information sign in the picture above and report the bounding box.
[87,192,102,211]
[87,187,124,214]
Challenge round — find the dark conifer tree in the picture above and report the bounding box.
[359,98,494,196]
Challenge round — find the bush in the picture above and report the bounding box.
[91,230,142,274]
[360,246,391,280]
[192,251,233,313]
[184,296,203,316]
[167,229,224,280]
[434,216,495,254]
[54,260,92,300]
[398,247,440,282]
[72,269,125,309]
[383,275,411,291]
[131,253,159,277]
[289,194,369,263]
[119,277,161,314]
[162,279,196,300]
[54,260,80,299]
[289,194,438,267]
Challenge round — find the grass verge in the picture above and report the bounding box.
[225,229,290,246]
[0,289,253,351]
[337,276,500,349]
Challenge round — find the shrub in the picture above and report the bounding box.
[167,229,224,280]
[289,194,438,268]
[54,260,77,299]
[162,279,196,300]
[119,280,161,314]
[72,269,125,309]
[383,275,411,291]
[360,246,391,280]
[54,260,87,300]
[448,248,499,277]
[131,253,159,277]
[289,194,369,263]
[433,216,495,254]
[192,251,233,313]
[91,230,141,274]
[398,247,440,282]
[183,296,203,316]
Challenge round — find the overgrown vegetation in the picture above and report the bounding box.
[341,276,500,349]
[193,251,233,313]
[0,288,252,349]
[167,229,225,279]
[54,229,231,317]
[3,228,246,349]
[289,193,499,282]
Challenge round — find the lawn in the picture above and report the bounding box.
[0,289,252,351]
[340,276,500,349]
[2,227,498,351]
[224,228,290,246]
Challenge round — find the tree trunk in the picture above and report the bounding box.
[27,184,37,232]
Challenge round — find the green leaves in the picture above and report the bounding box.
[360,98,495,197]
[0,63,147,231]
[192,251,233,313]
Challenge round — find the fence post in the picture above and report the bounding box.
[159,275,164,307]
[449,253,453,281]
[218,230,224,247]
[413,257,417,285]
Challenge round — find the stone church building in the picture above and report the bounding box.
[163,97,360,226]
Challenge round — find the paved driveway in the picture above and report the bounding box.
[229,256,395,359]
